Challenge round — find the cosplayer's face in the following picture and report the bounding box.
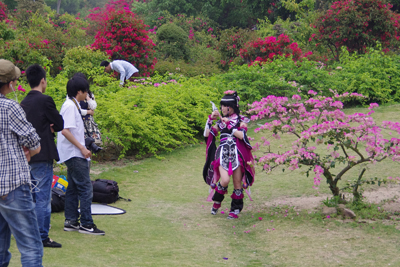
[221,104,234,117]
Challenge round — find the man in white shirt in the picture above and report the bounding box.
[100,60,139,86]
[57,76,105,235]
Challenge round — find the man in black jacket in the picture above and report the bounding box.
[21,64,64,248]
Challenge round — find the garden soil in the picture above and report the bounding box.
[263,184,400,212]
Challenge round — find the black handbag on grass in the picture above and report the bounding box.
[51,188,66,213]
[91,179,120,204]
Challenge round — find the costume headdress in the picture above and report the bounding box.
[220,90,240,108]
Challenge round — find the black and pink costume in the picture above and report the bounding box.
[203,112,255,218]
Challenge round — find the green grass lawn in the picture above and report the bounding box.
[8,105,400,266]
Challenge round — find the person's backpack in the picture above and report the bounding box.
[51,187,65,213]
[91,179,120,204]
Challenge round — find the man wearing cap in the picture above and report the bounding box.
[0,59,43,266]
[100,60,139,86]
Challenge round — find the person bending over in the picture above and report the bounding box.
[100,60,139,86]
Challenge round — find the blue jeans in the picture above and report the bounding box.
[64,157,93,226]
[30,160,53,241]
[0,183,43,267]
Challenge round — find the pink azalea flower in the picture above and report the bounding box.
[17,85,25,92]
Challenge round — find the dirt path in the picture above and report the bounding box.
[263,184,400,211]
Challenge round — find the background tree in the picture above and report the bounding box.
[156,23,190,61]
[133,0,294,29]
[2,0,16,10]
[312,0,400,61]
[90,2,156,76]
[15,0,45,24]
[45,0,84,14]
[0,1,7,21]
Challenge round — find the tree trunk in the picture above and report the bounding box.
[56,0,61,14]
[324,169,340,196]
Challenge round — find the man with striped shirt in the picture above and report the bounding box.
[0,59,43,266]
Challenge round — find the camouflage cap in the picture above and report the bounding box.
[0,59,21,83]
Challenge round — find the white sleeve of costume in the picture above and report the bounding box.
[87,97,97,110]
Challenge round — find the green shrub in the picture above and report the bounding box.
[62,46,109,79]
[211,56,332,107]
[0,21,14,40]
[156,23,190,61]
[212,46,400,105]
[94,78,222,158]
[154,57,221,77]
[329,47,400,103]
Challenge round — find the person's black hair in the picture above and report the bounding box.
[100,60,110,67]
[26,64,46,88]
[0,82,6,89]
[72,72,94,99]
[220,91,240,116]
[73,72,87,80]
[67,76,89,98]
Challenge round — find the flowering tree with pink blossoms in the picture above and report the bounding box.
[249,91,400,198]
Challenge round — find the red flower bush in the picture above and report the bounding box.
[312,0,400,60]
[0,1,7,22]
[240,34,310,65]
[89,1,156,76]
[217,28,257,68]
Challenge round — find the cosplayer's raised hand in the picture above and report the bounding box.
[221,117,230,124]
[211,110,220,120]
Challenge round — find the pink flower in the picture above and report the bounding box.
[292,95,301,101]
[308,90,317,96]
[369,103,379,110]
[258,217,263,221]
[17,85,25,92]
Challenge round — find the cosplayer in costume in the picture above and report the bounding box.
[203,91,255,219]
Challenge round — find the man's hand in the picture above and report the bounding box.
[50,124,54,133]
[23,146,31,162]
[80,147,92,159]
[87,110,94,116]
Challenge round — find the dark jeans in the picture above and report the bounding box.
[64,157,93,226]
[0,184,43,267]
[30,160,53,241]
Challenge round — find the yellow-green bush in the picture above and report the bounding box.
[62,46,109,79]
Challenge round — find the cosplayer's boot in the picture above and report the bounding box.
[211,182,228,215]
[211,202,221,215]
[227,189,244,219]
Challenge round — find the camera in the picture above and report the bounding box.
[85,137,103,153]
